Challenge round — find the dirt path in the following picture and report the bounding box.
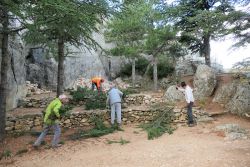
[3,114,250,167]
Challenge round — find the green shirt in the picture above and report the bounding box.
[44,98,62,125]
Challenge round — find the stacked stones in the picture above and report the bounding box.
[124,94,163,106]
[73,77,130,92]
[6,94,213,133]
[6,113,43,132]
[19,97,53,108]
[26,81,51,96]
[172,107,214,123]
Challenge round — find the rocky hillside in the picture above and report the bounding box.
[0,31,125,110]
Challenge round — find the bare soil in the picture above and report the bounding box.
[1,114,250,167]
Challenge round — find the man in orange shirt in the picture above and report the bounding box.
[91,77,104,91]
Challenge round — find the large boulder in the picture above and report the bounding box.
[213,82,237,104]
[164,85,185,103]
[226,83,250,117]
[0,36,28,110]
[193,65,217,99]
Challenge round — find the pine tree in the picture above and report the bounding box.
[23,0,111,96]
[166,0,247,66]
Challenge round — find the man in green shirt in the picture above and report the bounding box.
[33,94,69,148]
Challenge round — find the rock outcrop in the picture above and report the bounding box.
[213,82,237,104]
[0,36,28,110]
[164,85,185,103]
[193,65,217,99]
[226,83,250,117]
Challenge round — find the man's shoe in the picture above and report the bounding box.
[33,144,40,149]
[188,123,195,127]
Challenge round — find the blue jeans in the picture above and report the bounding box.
[111,102,122,124]
[34,124,61,147]
[187,102,194,124]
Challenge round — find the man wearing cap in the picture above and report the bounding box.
[176,81,196,127]
[107,84,123,126]
[33,95,69,148]
[91,77,104,91]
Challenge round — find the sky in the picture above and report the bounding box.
[164,0,250,70]
[210,38,250,69]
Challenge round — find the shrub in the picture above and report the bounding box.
[120,87,140,98]
[70,87,107,110]
[148,61,175,79]
[120,57,149,77]
[85,92,107,110]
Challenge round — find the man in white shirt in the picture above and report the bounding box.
[176,81,195,127]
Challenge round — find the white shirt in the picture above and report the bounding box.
[178,85,194,103]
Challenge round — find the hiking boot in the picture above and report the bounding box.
[188,123,196,127]
[33,144,40,149]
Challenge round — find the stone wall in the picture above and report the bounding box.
[5,105,212,133]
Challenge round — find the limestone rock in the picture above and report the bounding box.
[226,83,250,117]
[164,85,185,102]
[215,124,248,140]
[193,65,217,99]
[213,82,237,104]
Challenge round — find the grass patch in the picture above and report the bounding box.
[1,150,12,159]
[107,137,130,145]
[139,106,175,140]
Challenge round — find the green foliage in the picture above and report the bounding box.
[107,137,130,145]
[70,87,107,110]
[1,150,12,159]
[105,1,152,60]
[148,59,175,79]
[121,87,139,98]
[120,57,150,77]
[139,106,175,140]
[85,93,107,110]
[165,0,247,62]
[69,115,119,140]
[59,104,73,116]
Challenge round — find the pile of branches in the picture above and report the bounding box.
[70,87,107,110]
[69,114,121,140]
[140,104,175,140]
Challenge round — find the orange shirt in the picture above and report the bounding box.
[91,77,103,88]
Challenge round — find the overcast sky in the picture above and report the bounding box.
[211,38,250,69]
[164,0,250,69]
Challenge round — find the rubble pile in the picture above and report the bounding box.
[26,81,51,96]
[73,77,130,92]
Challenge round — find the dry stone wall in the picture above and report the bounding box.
[6,105,213,133]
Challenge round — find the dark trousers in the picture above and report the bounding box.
[92,82,101,91]
[187,102,194,124]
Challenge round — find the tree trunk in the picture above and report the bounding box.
[0,10,10,141]
[132,58,136,87]
[153,56,158,91]
[57,37,65,97]
[202,34,211,67]
[143,62,152,78]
